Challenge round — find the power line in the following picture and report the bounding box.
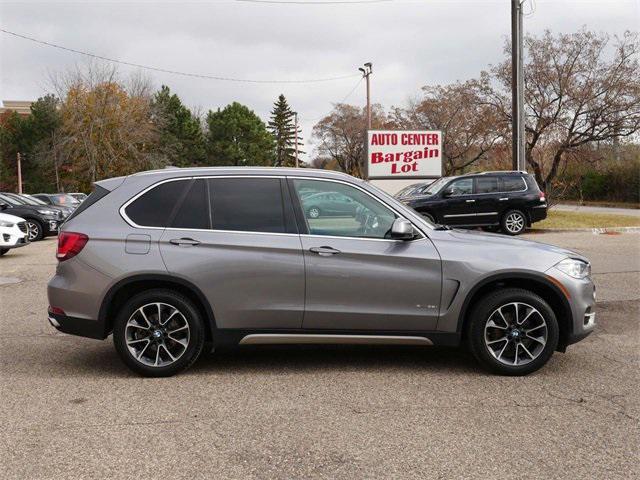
[236,0,393,4]
[0,28,360,84]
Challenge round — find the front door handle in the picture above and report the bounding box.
[169,238,201,246]
[499,197,509,201]
[309,246,341,256]
[465,199,476,203]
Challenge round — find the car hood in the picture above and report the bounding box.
[0,212,26,223]
[429,228,588,273]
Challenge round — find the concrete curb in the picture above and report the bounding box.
[529,226,640,234]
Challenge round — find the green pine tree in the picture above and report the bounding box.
[268,94,304,167]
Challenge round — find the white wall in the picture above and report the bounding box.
[369,178,435,195]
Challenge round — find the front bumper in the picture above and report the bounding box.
[0,223,29,248]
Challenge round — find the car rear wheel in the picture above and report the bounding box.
[501,210,527,235]
[466,288,559,375]
[26,220,44,241]
[307,207,321,219]
[113,289,205,377]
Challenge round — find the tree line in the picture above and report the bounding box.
[1,29,638,200]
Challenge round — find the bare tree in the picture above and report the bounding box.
[390,78,506,175]
[311,103,387,178]
[490,30,640,190]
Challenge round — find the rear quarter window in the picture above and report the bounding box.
[501,177,527,192]
[64,185,110,223]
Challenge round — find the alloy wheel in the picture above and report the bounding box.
[504,212,525,234]
[483,302,548,366]
[125,302,190,367]
[26,222,39,241]
[308,207,320,219]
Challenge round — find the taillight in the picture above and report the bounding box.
[539,191,546,202]
[56,231,89,261]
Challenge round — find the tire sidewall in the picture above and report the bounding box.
[466,288,559,376]
[501,209,526,235]
[113,289,205,377]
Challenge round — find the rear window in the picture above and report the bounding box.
[64,185,111,223]
[209,178,286,233]
[171,179,210,230]
[125,180,189,227]
[501,177,527,192]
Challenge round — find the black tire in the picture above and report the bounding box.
[113,289,206,377]
[0,248,8,256]
[26,219,44,241]
[500,209,527,235]
[307,206,321,219]
[465,288,559,376]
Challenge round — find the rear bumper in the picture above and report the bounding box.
[529,205,548,223]
[48,309,107,340]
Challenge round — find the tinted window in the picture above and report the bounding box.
[292,179,397,239]
[125,180,189,227]
[210,178,285,233]
[476,177,499,194]
[172,179,210,229]
[447,178,473,196]
[502,176,527,192]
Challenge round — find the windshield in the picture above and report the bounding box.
[423,177,450,195]
[22,195,47,206]
[0,194,22,206]
[3,193,29,205]
[395,183,426,197]
[50,194,80,206]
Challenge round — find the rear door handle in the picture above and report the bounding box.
[309,246,341,256]
[465,199,476,203]
[169,238,201,246]
[499,197,509,201]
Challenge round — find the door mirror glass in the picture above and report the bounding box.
[442,188,454,198]
[390,218,414,240]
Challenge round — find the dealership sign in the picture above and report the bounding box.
[367,130,442,179]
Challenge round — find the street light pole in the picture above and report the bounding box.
[17,152,23,194]
[294,111,299,168]
[511,0,526,171]
[359,63,373,130]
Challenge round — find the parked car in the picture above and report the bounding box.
[2,193,73,220]
[47,168,594,378]
[393,181,432,201]
[0,193,61,241]
[32,193,81,210]
[0,211,29,256]
[303,191,359,218]
[69,192,88,202]
[399,171,547,235]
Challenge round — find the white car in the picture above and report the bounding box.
[0,211,29,256]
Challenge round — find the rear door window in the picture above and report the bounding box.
[475,177,500,194]
[124,179,189,227]
[209,177,286,233]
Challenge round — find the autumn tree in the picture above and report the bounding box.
[151,85,206,167]
[206,102,275,166]
[311,103,387,178]
[486,30,640,191]
[268,94,304,167]
[390,78,505,175]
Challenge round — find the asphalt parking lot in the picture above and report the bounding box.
[0,231,638,479]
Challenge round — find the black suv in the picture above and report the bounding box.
[398,171,547,235]
[0,193,62,241]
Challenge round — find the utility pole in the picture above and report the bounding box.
[294,112,299,168]
[16,152,23,194]
[511,0,526,171]
[359,62,373,130]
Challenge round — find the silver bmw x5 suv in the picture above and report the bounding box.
[48,168,596,377]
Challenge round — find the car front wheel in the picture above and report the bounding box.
[0,248,8,256]
[466,288,559,375]
[26,220,44,241]
[113,289,205,377]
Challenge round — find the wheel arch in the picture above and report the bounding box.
[457,272,573,350]
[99,274,217,341]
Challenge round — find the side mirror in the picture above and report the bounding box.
[442,188,454,198]
[390,218,415,240]
[0,203,7,211]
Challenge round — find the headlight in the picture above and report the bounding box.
[0,220,14,227]
[556,258,591,279]
[36,209,57,215]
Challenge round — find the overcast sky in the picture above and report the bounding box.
[1,0,638,159]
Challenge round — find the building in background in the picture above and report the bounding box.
[0,100,33,117]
